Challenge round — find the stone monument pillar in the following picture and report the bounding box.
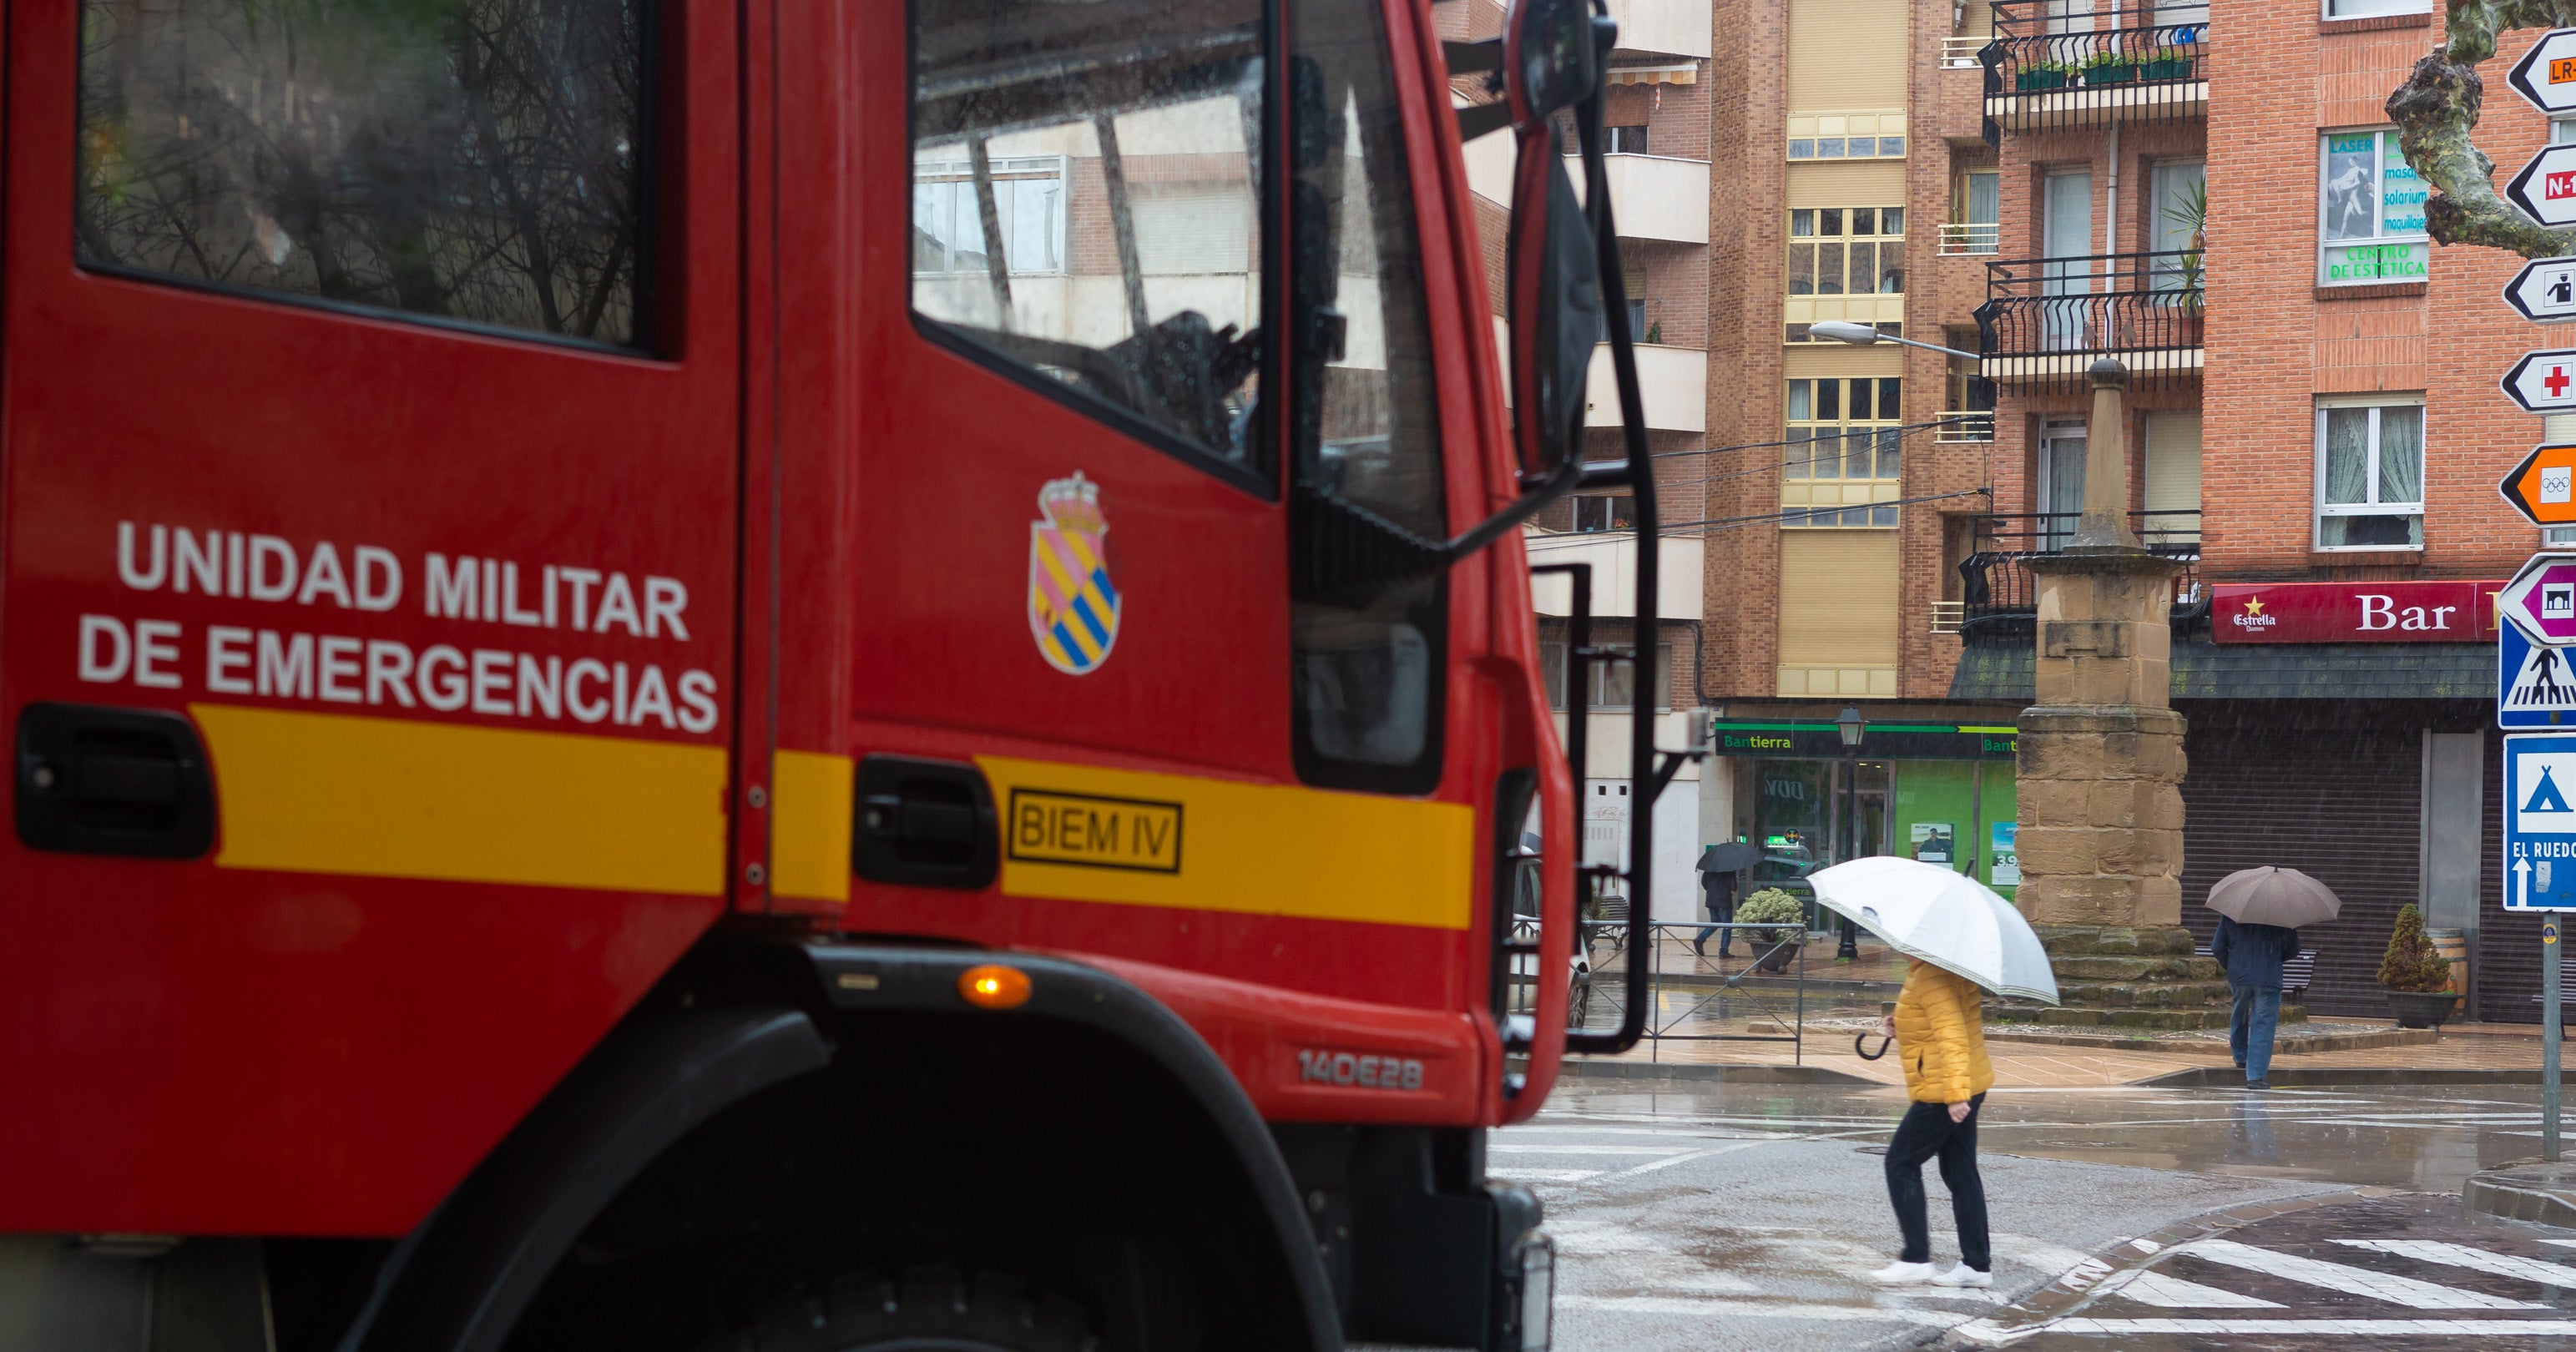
[2009,361,2229,1027]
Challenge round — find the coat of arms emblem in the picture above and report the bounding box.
[1028,472,1119,675]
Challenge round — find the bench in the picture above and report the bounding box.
[2197,943,2315,1006]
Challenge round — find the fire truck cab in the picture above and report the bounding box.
[0,1,1662,1349]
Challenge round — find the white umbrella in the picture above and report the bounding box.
[1809,856,2059,1005]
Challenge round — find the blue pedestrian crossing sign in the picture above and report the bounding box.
[2506,735,2576,911]
[2502,612,2576,728]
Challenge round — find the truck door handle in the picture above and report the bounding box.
[14,702,217,859]
[852,754,998,889]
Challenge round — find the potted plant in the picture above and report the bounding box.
[1737,888,1808,973]
[2142,47,2194,81]
[2379,903,2462,1028]
[2081,51,2139,85]
[2158,175,2207,342]
[2017,60,2068,92]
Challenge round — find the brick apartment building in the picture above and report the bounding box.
[1957,0,2558,1019]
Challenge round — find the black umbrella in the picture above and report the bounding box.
[1698,842,1763,873]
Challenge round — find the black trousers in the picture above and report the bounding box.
[1885,1092,1990,1270]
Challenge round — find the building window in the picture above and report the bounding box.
[1606,124,1649,154]
[1541,640,1673,710]
[1786,113,1906,160]
[1788,208,1905,297]
[1786,377,1900,527]
[1946,170,1999,255]
[2316,397,2424,550]
[2319,129,2427,286]
[912,157,1071,275]
[1571,495,1637,532]
[2325,0,2427,15]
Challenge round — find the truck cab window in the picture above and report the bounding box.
[75,0,651,348]
[1288,0,1447,793]
[912,0,1266,476]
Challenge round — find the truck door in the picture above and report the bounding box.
[764,0,1511,1067]
[0,3,742,1235]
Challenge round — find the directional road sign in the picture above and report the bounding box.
[2506,734,2576,910]
[2504,446,2576,527]
[2503,618,2576,728]
[2503,552,2576,644]
[2503,350,2576,412]
[2508,144,2576,229]
[2508,257,2576,323]
[2513,30,2576,114]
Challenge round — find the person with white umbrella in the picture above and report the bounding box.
[2206,866,2339,1091]
[1809,856,2062,1290]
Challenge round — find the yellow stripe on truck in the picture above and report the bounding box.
[192,704,728,895]
[769,749,856,902]
[977,755,1475,930]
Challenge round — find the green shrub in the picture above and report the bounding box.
[1736,889,1808,946]
[2377,903,2452,993]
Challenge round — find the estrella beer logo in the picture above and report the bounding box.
[1028,472,1119,675]
[2233,595,2275,632]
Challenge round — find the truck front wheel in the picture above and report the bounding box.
[696,1266,1099,1352]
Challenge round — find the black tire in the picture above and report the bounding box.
[696,1266,1098,1352]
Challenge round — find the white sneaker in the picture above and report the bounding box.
[1871,1260,1938,1284]
[1932,1263,1993,1288]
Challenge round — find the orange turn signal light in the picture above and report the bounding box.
[957,964,1033,1010]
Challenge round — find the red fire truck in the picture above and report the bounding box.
[0,0,1672,1348]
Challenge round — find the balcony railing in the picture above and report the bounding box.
[1941,34,1989,68]
[1940,221,2000,255]
[1956,510,2205,640]
[1978,1,2210,143]
[1976,250,2203,391]
[1935,410,1996,441]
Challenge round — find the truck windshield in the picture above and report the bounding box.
[912,0,1266,472]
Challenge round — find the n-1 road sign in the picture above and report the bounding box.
[2503,350,2576,412]
[2505,734,2576,910]
[2508,256,2576,323]
[2503,446,2576,527]
[2502,552,2576,643]
[2511,29,2576,114]
[2508,144,2576,229]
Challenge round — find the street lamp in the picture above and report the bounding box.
[1808,320,1984,364]
[1833,705,1866,961]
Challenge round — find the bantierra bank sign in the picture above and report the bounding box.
[1711,721,2017,760]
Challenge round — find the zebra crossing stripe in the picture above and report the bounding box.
[2176,1239,2545,1310]
[2041,1319,2576,1336]
[2099,1269,2284,1309]
[2336,1238,2576,1288]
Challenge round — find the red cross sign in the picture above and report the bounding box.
[2507,350,2576,412]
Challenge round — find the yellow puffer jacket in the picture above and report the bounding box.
[1892,962,1993,1104]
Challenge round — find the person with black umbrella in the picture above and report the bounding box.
[2205,866,2341,1091]
[1694,841,1760,956]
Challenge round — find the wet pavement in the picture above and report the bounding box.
[1494,1080,2573,1351]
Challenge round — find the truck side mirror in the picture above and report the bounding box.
[1502,0,1602,485]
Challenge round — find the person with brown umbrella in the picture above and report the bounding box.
[2206,866,2342,1089]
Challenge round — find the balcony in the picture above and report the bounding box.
[1977,1,2209,144]
[1953,511,2205,640]
[1935,410,1996,442]
[1593,154,1710,244]
[1940,221,1999,255]
[1941,34,1988,68]
[1604,0,1713,59]
[1528,532,1705,622]
[1587,341,1706,432]
[1975,250,2202,391]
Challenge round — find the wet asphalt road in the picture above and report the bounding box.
[1488,1079,2575,1352]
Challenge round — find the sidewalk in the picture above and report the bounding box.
[1569,941,2549,1089]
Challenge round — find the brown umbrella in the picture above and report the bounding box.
[2205,866,2342,929]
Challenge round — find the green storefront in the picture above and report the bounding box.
[1712,718,2022,897]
